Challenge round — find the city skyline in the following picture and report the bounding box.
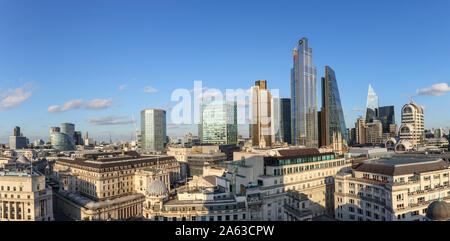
[1,0,450,143]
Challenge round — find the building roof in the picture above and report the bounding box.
[354,158,449,176]
[146,180,169,196]
[426,200,450,221]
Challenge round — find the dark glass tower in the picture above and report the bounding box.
[377,105,395,133]
[280,98,292,144]
[320,66,348,146]
[291,38,318,147]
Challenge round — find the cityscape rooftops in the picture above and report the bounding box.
[354,157,449,176]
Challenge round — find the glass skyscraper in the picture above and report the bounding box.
[140,109,166,153]
[320,66,348,147]
[61,123,75,140]
[291,37,318,147]
[365,84,379,123]
[377,105,395,134]
[50,126,76,151]
[200,101,237,145]
[280,98,292,144]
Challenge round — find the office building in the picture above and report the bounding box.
[320,66,348,148]
[200,101,237,145]
[61,123,75,140]
[279,98,292,144]
[73,131,83,146]
[13,126,20,137]
[50,126,76,151]
[221,148,352,220]
[251,80,272,148]
[271,96,281,143]
[141,109,166,153]
[52,151,180,220]
[377,106,395,134]
[0,167,54,221]
[291,38,318,147]
[365,84,379,123]
[395,102,425,152]
[334,157,450,221]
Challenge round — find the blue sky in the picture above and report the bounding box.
[1,0,450,143]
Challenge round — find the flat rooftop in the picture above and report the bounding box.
[355,157,449,176]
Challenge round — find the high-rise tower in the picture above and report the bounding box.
[140,109,166,153]
[291,38,318,147]
[251,80,272,148]
[365,84,379,123]
[320,66,348,147]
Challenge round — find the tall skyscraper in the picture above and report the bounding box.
[365,84,379,123]
[280,98,292,144]
[271,97,292,144]
[200,101,237,145]
[396,102,425,151]
[251,80,272,148]
[13,126,21,136]
[141,109,167,153]
[291,37,318,147]
[319,66,348,147]
[271,96,281,143]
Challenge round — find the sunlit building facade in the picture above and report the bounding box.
[200,101,237,145]
[365,84,379,123]
[320,66,348,147]
[50,127,76,151]
[291,37,318,147]
[141,109,166,153]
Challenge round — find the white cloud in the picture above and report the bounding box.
[47,99,84,112]
[143,86,158,93]
[351,108,365,112]
[119,85,127,91]
[48,98,113,112]
[0,86,32,110]
[86,116,135,125]
[416,83,450,96]
[85,98,113,110]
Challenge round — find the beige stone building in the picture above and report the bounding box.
[0,167,53,221]
[396,102,425,152]
[334,157,450,221]
[221,148,352,220]
[51,151,180,220]
[250,80,272,148]
[143,180,248,221]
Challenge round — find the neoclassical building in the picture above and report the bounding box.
[142,179,248,221]
[334,157,450,221]
[51,151,180,220]
[0,165,53,221]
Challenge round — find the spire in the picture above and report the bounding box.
[366,84,379,109]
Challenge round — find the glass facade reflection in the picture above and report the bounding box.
[365,84,379,123]
[50,127,76,151]
[291,38,318,147]
[280,98,292,144]
[200,101,237,145]
[61,123,75,140]
[377,105,395,133]
[141,109,166,153]
[320,66,348,146]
